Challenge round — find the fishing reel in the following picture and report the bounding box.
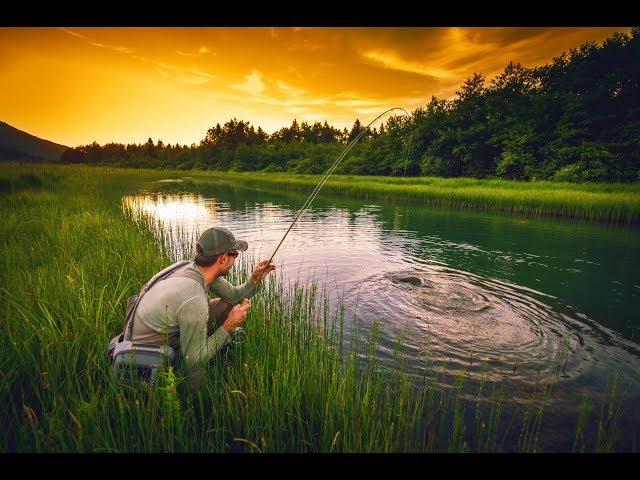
[231,326,246,346]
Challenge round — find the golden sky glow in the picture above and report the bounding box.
[0,27,632,147]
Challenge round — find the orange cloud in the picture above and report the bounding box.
[232,70,266,95]
[362,49,454,80]
[0,27,632,147]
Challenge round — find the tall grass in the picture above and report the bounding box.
[187,171,640,225]
[0,162,635,452]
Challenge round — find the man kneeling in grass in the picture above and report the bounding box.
[131,226,275,386]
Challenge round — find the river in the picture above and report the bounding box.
[123,178,640,451]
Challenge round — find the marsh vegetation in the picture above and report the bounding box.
[1,164,637,452]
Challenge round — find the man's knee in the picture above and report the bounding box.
[207,298,234,335]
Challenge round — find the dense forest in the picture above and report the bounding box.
[60,28,640,182]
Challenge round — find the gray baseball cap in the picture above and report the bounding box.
[196,227,248,256]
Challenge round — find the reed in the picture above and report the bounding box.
[0,162,634,452]
[187,170,640,225]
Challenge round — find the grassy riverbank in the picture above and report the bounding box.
[0,163,635,452]
[6,162,640,224]
[185,171,640,225]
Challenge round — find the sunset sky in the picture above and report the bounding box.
[0,27,632,147]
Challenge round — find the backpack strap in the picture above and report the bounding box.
[123,259,191,341]
[172,268,207,293]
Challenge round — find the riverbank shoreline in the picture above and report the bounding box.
[6,162,637,225]
[1,163,637,452]
[187,170,640,225]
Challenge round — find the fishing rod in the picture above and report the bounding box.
[229,107,411,345]
[266,107,410,266]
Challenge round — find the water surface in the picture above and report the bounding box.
[123,179,640,451]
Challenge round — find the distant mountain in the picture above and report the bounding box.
[0,121,69,162]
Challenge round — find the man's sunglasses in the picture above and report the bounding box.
[225,251,239,257]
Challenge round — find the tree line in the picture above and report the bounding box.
[61,28,640,182]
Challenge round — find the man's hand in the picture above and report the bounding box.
[251,260,276,283]
[223,299,250,334]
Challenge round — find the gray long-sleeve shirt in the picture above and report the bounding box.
[131,261,257,369]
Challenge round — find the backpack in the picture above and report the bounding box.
[107,260,204,387]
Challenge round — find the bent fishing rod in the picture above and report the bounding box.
[265,107,410,266]
[228,107,411,342]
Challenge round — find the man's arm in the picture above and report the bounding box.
[209,260,275,304]
[209,276,257,305]
[176,296,231,369]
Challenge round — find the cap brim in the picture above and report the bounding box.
[233,239,248,251]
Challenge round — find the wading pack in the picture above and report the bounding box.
[108,259,202,387]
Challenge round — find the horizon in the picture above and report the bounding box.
[0,27,632,148]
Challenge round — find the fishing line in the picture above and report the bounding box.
[231,107,412,342]
[266,107,411,266]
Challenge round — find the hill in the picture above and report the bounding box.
[0,121,68,162]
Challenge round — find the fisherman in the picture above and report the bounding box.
[129,226,275,387]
